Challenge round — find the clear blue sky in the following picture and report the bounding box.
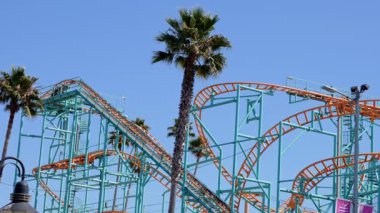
[0,1,379,212]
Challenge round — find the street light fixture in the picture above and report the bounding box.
[321,84,369,213]
[321,85,350,98]
[0,157,38,213]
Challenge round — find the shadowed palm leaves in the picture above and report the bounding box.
[188,137,208,176]
[153,8,230,212]
[167,120,208,176]
[167,118,195,138]
[108,131,127,151]
[133,117,150,132]
[0,66,43,164]
[108,117,150,151]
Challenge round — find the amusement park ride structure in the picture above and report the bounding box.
[13,78,380,212]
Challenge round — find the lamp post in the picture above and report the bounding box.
[0,156,38,213]
[322,84,369,213]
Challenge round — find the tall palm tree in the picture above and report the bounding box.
[188,137,208,176]
[152,8,231,212]
[167,118,195,138]
[0,66,43,162]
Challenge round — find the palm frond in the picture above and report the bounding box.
[174,56,186,68]
[0,66,43,114]
[207,35,231,51]
[166,18,181,31]
[152,51,174,64]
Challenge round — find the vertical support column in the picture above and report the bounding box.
[231,84,241,212]
[181,124,191,213]
[162,190,170,213]
[84,108,92,174]
[121,159,128,212]
[276,122,283,213]
[353,96,360,213]
[134,171,140,213]
[98,120,109,213]
[336,116,342,198]
[377,169,380,213]
[58,112,69,213]
[135,155,146,213]
[140,157,147,212]
[83,108,92,212]
[244,201,249,213]
[256,94,263,178]
[34,111,47,209]
[370,122,374,153]
[332,134,337,203]
[64,96,79,212]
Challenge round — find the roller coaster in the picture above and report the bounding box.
[14,78,380,212]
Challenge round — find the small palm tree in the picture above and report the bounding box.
[133,117,150,132]
[108,130,127,151]
[0,66,43,162]
[109,117,150,211]
[108,117,149,152]
[167,118,195,138]
[188,137,208,176]
[152,8,230,212]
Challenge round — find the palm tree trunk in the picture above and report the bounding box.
[0,109,16,182]
[168,55,196,213]
[193,157,200,176]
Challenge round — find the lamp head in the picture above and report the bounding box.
[360,84,369,92]
[0,181,38,213]
[350,86,359,94]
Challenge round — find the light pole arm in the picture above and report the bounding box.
[0,156,26,181]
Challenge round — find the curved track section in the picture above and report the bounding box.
[235,100,380,211]
[39,79,229,212]
[193,82,350,184]
[37,80,380,212]
[284,153,380,211]
[193,82,380,211]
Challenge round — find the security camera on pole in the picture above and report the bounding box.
[351,84,369,213]
[321,84,369,213]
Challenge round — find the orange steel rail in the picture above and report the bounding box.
[192,82,380,211]
[32,150,116,206]
[234,100,380,211]
[33,150,205,211]
[39,79,228,212]
[38,80,380,212]
[282,153,379,211]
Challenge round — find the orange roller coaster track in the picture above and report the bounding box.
[283,153,380,211]
[193,82,380,211]
[37,79,229,212]
[33,150,208,211]
[32,80,380,212]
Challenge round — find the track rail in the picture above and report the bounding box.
[235,100,380,211]
[38,79,228,212]
[283,153,379,211]
[33,150,205,210]
[36,80,380,212]
[193,82,380,211]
